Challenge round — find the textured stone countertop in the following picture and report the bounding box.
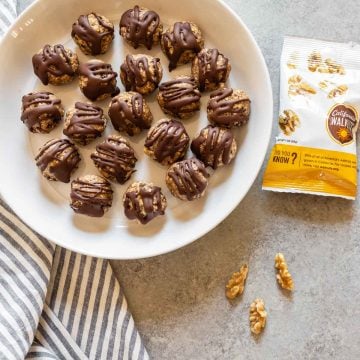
[110,2,360,359]
[18,0,360,358]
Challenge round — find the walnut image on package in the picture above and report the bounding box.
[308,51,345,74]
[288,75,316,96]
[328,84,348,99]
[225,264,248,300]
[278,109,300,136]
[249,298,267,335]
[275,253,294,291]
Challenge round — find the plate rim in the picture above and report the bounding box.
[0,0,273,259]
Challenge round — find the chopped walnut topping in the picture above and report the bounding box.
[288,75,316,96]
[249,298,267,334]
[278,109,300,136]
[275,253,294,291]
[308,51,322,72]
[225,264,248,300]
[328,84,348,98]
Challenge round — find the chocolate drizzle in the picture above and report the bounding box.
[21,92,62,132]
[120,5,160,50]
[120,54,161,91]
[162,22,202,71]
[32,44,75,85]
[79,60,119,101]
[145,119,189,163]
[91,136,137,184]
[168,158,209,201]
[35,139,80,183]
[63,102,105,144]
[70,176,113,217]
[191,126,235,169]
[72,13,114,55]
[196,49,229,91]
[109,93,150,136]
[208,88,250,127]
[124,183,166,224]
[158,77,201,116]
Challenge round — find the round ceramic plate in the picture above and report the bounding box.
[0,0,272,259]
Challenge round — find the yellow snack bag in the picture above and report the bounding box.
[263,36,360,199]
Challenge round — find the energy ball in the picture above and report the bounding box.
[91,135,137,184]
[72,12,114,55]
[123,181,167,224]
[63,102,107,145]
[191,48,231,91]
[35,138,80,183]
[108,92,153,136]
[165,158,209,201]
[32,44,79,85]
[191,125,237,169]
[157,76,201,119]
[120,5,162,50]
[70,175,113,217]
[207,88,251,128]
[161,21,204,71]
[21,92,64,133]
[120,54,162,95]
[79,60,119,101]
[144,118,190,165]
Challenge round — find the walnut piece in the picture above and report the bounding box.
[249,298,267,334]
[275,253,294,291]
[324,58,345,74]
[278,109,300,136]
[225,264,248,300]
[308,51,322,72]
[287,52,299,69]
[288,75,316,96]
[328,84,348,98]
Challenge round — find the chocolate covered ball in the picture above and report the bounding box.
[91,135,137,184]
[63,102,107,145]
[119,5,162,50]
[108,92,153,136]
[21,92,64,133]
[70,175,113,217]
[35,138,80,183]
[165,158,209,201]
[157,76,201,119]
[207,88,251,128]
[72,12,114,55]
[191,48,231,91]
[79,60,119,101]
[191,125,237,169]
[123,181,167,224]
[144,118,190,165]
[120,54,162,95]
[161,21,204,71]
[32,44,79,85]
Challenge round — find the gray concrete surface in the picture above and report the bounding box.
[19,0,360,359]
[111,1,360,359]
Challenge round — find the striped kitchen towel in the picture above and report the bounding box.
[0,2,149,359]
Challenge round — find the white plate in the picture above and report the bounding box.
[0,0,272,259]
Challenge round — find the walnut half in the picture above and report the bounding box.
[225,264,248,300]
[278,109,300,136]
[275,253,294,291]
[288,75,316,96]
[249,298,267,334]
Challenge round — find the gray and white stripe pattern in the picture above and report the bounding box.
[0,197,148,359]
[0,3,148,359]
